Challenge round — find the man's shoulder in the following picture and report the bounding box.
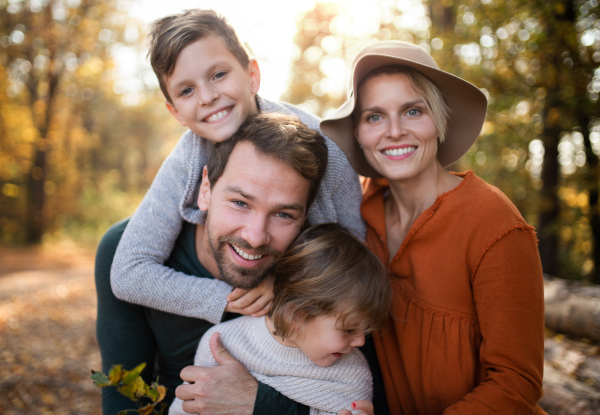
[258,96,321,130]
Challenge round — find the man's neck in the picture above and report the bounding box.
[194,223,221,279]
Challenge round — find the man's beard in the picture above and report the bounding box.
[207,229,282,289]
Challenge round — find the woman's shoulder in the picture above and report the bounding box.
[450,171,528,224]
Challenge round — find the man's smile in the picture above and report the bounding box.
[230,243,265,261]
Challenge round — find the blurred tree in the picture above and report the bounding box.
[0,0,181,245]
[428,0,600,281]
[283,0,431,117]
[0,0,127,243]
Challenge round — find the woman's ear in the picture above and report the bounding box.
[198,166,211,211]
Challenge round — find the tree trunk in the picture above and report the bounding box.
[580,118,600,284]
[544,276,600,342]
[538,103,561,276]
[25,3,61,243]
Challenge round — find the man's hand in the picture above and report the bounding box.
[225,274,274,317]
[176,332,258,415]
[339,400,374,415]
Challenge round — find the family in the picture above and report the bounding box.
[95,8,546,415]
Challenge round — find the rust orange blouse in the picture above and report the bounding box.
[362,171,546,414]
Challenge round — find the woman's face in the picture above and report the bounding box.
[354,72,440,181]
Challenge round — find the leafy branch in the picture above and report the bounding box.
[91,363,167,415]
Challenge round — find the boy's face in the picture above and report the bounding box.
[165,35,260,143]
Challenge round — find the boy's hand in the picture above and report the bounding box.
[339,400,374,415]
[225,274,275,317]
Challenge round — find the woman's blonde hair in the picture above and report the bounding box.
[268,223,391,339]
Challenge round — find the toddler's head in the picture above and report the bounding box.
[268,223,391,367]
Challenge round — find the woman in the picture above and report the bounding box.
[321,41,546,414]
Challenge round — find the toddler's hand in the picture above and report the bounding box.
[339,400,374,415]
[224,274,274,317]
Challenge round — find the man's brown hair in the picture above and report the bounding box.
[206,113,328,212]
[147,9,250,103]
[268,222,392,339]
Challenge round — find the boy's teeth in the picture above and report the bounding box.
[232,244,263,261]
[206,109,230,122]
[383,146,417,156]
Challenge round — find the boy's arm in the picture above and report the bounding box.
[307,138,366,240]
[273,98,365,239]
[110,132,232,324]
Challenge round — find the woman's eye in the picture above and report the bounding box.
[367,114,382,122]
[407,108,421,117]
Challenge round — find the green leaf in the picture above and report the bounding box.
[90,369,113,387]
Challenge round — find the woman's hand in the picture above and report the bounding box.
[339,400,374,415]
[224,274,275,317]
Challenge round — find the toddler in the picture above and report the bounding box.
[169,223,392,415]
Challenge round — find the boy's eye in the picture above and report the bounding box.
[367,114,382,122]
[214,71,227,80]
[180,87,193,97]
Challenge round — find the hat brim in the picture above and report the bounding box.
[321,52,487,178]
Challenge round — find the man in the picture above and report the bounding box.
[96,114,327,414]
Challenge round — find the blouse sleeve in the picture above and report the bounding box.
[444,227,545,414]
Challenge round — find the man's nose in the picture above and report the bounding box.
[240,215,271,248]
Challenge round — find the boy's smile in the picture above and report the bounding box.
[165,35,260,143]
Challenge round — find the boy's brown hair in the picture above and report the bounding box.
[269,222,392,339]
[147,9,250,103]
[207,113,328,213]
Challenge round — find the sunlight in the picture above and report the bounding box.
[121,0,428,101]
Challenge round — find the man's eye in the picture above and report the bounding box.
[277,212,292,219]
[233,200,247,208]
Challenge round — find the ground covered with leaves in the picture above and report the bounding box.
[1,243,599,414]
[0,243,102,415]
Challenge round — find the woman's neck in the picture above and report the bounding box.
[384,163,461,255]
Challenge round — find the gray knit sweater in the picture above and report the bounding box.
[168,316,372,415]
[110,96,365,323]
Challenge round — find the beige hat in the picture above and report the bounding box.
[320,40,488,178]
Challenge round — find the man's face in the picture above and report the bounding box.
[197,141,310,289]
[164,35,260,143]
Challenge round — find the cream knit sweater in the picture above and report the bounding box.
[168,316,372,415]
